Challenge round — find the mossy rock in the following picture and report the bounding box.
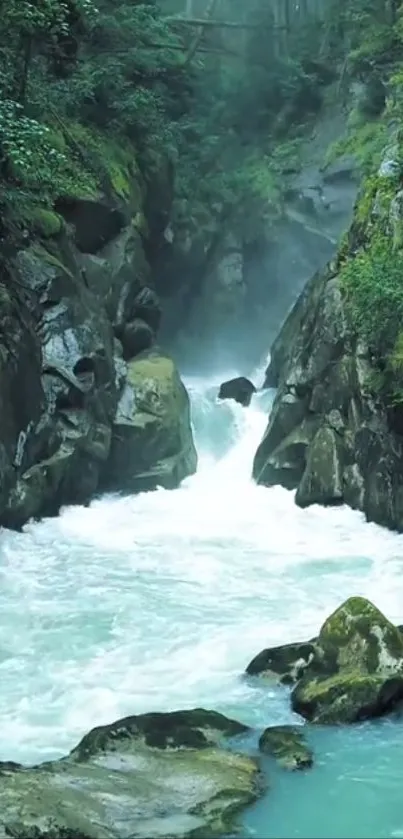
[72,709,248,759]
[259,725,313,770]
[291,670,403,724]
[104,350,197,493]
[0,709,261,838]
[29,207,64,238]
[315,596,403,675]
[67,122,143,210]
[246,641,317,685]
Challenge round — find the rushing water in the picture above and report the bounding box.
[1,364,403,837]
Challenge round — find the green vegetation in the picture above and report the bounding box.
[340,233,403,403]
[320,1,403,408]
[0,0,335,251]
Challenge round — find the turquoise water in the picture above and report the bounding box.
[243,720,403,838]
[1,371,403,836]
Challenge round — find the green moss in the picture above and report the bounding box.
[67,122,143,207]
[29,208,63,238]
[258,725,313,770]
[318,597,403,674]
[326,119,388,175]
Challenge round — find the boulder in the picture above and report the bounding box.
[291,597,403,724]
[312,596,403,675]
[0,709,262,838]
[104,349,197,493]
[259,725,313,770]
[218,376,257,407]
[247,598,403,725]
[291,671,403,724]
[246,640,317,685]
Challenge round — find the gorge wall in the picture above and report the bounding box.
[0,162,197,530]
[253,131,403,532]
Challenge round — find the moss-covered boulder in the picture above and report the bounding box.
[291,597,403,723]
[314,596,403,674]
[258,725,313,770]
[104,349,197,493]
[247,598,403,725]
[0,709,262,838]
[246,641,317,685]
[291,671,403,724]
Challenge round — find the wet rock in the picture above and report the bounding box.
[292,671,403,724]
[292,597,403,724]
[81,226,150,326]
[0,283,46,518]
[259,725,313,770]
[1,241,118,528]
[0,709,262,838]
[57,196,126,253]
[132,286,161,332]
[119,318,154,360]
[313,596,403,674]
[104,349,197,493]
[246,641,317,685]
[218,376,256,407]
[295,424,344,508]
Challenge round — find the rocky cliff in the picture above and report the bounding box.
[253,136,403,532]
[0,161,197,530]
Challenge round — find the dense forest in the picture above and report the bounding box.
[0,0,401,329]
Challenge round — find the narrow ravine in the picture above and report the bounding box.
[1,364,403,837]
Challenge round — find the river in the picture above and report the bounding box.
[1,362,403,837]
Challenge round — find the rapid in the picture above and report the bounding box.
[1,360,403,837]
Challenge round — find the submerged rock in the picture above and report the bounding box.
[248,597,403,724]
[0,709,261,838]
[259,725,313,770]
[104,349,197,493]
[218,376,256,407]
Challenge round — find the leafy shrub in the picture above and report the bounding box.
[340,235,403,358]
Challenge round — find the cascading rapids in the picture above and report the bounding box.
[1,359,403,838]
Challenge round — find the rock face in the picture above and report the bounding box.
[247,597,403,725]
[258,725,313,770]
[218,376,257,407]
[104,349,197,492]
[0,194,196,528]
[252,253,403,529]
[0,709,262,838]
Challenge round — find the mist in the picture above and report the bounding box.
[152,0,358,376]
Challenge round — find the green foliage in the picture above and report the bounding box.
[340,231,403,405]
[340,235,403,357]
[326,118,388,175]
